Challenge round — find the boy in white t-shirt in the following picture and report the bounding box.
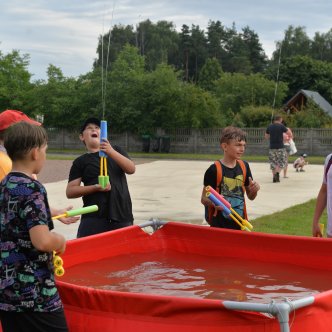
[312,153,332,237]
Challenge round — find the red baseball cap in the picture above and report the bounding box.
[0,110,41,131]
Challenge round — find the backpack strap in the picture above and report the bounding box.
[215,160,222,193]
[207,160,223,224]
[236,159,248,220]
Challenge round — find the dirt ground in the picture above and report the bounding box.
[38,158,155,183]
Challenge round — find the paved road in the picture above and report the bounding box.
[46,160,323,240]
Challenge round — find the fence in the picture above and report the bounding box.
[46,127,332,156]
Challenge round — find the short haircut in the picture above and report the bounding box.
[220,126,247,144]
[274,115,282,121]
[4,122,47,161]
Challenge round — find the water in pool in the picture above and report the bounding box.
[61,251,332,302]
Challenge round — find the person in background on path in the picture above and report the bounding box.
[312,153,332,238]
[0,122,68,332]
[282,121,293,178]
[265,115,290,183]
[0,109,79,225]
[201,126,260,230]
[293,153,308,172]
[66,118,136,238]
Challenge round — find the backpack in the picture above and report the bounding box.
[206,159,248,225]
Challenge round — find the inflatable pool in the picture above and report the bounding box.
[56,221,332,332]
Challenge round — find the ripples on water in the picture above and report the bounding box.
[61,251,332,302]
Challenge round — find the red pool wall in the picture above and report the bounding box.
[55,222,332,332]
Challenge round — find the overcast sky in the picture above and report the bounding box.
[1,0,331,80]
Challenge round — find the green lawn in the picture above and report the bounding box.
[48,149,327,165]
[252,199,327,237]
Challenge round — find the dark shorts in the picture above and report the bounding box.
[0,309,68,332]
[77,216,133,238]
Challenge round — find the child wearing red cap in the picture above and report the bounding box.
[0,110,41,181]
[0,109,79,225]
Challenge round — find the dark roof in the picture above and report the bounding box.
[284,89,332,116]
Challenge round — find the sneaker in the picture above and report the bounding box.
[296,169,299,172]
[300,169,305,172]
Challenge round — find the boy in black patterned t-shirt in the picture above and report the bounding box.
[201,126,260,230]
[0,122,68,332]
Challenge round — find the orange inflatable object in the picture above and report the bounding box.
[0,151,12,181]
[52,223,332,332]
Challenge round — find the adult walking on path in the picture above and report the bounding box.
[265,115,290,183]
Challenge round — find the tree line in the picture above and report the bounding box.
[1,21,332,133]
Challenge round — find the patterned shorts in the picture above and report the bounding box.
[269,148,287,171]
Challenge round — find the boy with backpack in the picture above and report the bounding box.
[201,126,260,229]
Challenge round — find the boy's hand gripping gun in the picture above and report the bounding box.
[99,120,109,188]
[52,205,99,276]
[205,186,253,232]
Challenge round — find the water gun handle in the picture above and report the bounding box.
[206,192,231,216]
[52,205,99,220]
[206,186,253,230]
[206,192,250,231]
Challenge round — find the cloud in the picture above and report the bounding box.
[1,0,332,79]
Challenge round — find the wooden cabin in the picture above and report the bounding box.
[282,89,332,116]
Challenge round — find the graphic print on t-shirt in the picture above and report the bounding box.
[219,173,244,219]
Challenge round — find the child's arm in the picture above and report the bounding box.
[29,225,66,254]
[50,206,80,224]
[201,187,210,206]
[245,177,260,200]
[312,183,327,237]
[100,139,136,174]
[66,177,111,199]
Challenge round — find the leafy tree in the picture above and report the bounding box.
[140,63,221,131]
[233,105,274,127]
[240,26,267,73]
[139,64,185,132]
[198,57,223,91]
[30,65,80,127]
[0,50,32,111]
[271,25,311,62]
[189,25,208,82]
[213,72,288,118]
[266,26,312,84]
[94,24,136,70]
[206,20,228,61]
[227,35,252,74]
[136,20,179,71]
[278,55,332,101]
[178,83,222,128]
[106,44,145,132]
[179,24,191,81]
[311,29,332,62]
